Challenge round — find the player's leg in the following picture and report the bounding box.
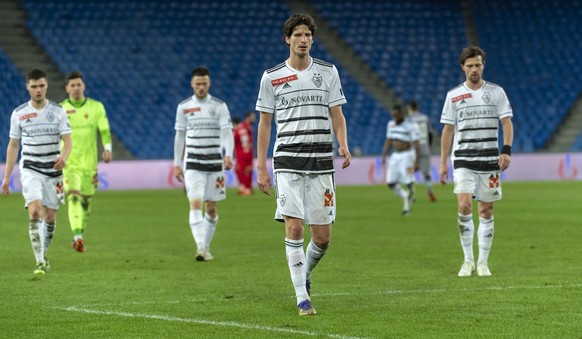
[185,170,207,260]
[199,172,227,260]
[475,172,502,276]
[453,168,477,276]
[241,160,253,194]
[403,150,416,214]
[21,171,46,274]
[42,207,58,270]
[78,171,98,238]
[201,200,218,260]
[304,173,335,297]
[64,169,84,251]
[276,172,314,315]
[386,153,410,214]
[41,177,64,268]
[421,154,436,202]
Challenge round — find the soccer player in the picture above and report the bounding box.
[256,13,351,316]
[382,105,420,216]
[173,67,234,262]
[233,111,255,195]
[407,100,437,202]
[60,71,112,253]
[1,68,72,275]
[439,46,514,277]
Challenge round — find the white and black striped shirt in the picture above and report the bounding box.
[386,118,419,148]
[256,57,346,174]
[175,94,232,172]
[441,81,513,172]
[9,100,71,178]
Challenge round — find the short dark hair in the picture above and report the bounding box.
[66,71,84,82]
[284,13,317,39]
[408,101,418,111]
[191,67,210,78]
[26,68,46,82]
[232,117,241,124]
[392,104,403,113]
[459,46,486,65]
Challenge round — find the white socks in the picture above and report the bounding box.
[285,238,308,305]
[189,210,218,252]
[29,219,44,263]
[477,217,494,265]
[42,221,56,255]
[203,213,217,251]
[458,214,474,263]
[306,240,327,281]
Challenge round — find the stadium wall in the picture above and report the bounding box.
[1,153,581,192]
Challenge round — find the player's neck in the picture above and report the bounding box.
[29,99,48,110]
[287,55,311,71]
[68,96,86,106]
[465,79,484,91]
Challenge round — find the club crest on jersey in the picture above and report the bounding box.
[279,194,286,207]
[66,109,76,114]
[46,111,55,122]
[312,73,322,88]
[271,74,298,86]
[183,107,201,115]
[215,176,225,188]
[323,189,334,207]
[489,174,500,188]
[84,113,89,120]
[19,113,37,121]
[482,92,491,104]
[208,108,216,117]
[452,93,472,103]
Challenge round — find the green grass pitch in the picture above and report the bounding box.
[1,182,581,338]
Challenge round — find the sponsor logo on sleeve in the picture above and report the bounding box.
[19,113,38,121]
[452,93,472,103]
[183,107,201,115]
[271,74,298,86]
[66,109,76,114]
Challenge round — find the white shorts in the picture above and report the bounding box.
[274,172,336,225]
[20,169,65,209]
[386,149,416,185]
[185,170,226,202]
[453,168,502,202]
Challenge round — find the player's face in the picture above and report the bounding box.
[461,55,484,85]
[65,78,86,101]
[391,109,404,123]
[191,75,210,99]
[26,78,48,103]
[286,24,312,58]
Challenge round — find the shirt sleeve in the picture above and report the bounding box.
[440,92,455,125]
[97,102,113,146]
[175,103,187,131]
[328,65,347,107]
[9,111,20,139]
[219,102,233,129]
[58,107,72,135]
[255,71,275,114]
[497,88,513,120]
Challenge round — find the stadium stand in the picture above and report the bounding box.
[3,0,581,161]
[0,48,28,162]
[471,0,582,151]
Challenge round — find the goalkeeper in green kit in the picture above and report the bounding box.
[60,72,112,252]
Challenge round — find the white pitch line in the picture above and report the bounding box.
[57,306,363,339]
[76,283,582,308]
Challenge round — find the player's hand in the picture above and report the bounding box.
[174,166,184,183]
[54,156,66,170]
[102,150,113,163]
[223,156,233,170]
[257,166,272,196]
[1,178,9,196]
[499,154,511,172]
[439,163,448,186]
[339,146,351,169]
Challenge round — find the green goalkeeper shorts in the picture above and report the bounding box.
[63,168,99,196]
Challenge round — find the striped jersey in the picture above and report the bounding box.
[441,81,513,172]
[9,100,71,178]
[408,111,431,155]
[255,57,346,174]
[386,118,419,146]
[175,94,232,172]
[60,97,111,170]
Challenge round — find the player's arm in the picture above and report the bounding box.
[55,133,72,170]
[1,138,20,196]
[382,139,392,166]
[329,105,351,169]
[257,111,272,195]
[439,124,455,185]
[97,104,113,163]
[499,117,514,171]
[173,130,186,182]
[220,126,234,171]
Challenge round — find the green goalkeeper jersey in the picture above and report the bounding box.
[60,97,112,170]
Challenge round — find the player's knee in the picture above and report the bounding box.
[189,198,203,210]
[479,206,494,219]
[387,183,396,189]
[205,202,217,217]
[458,203,472,215]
